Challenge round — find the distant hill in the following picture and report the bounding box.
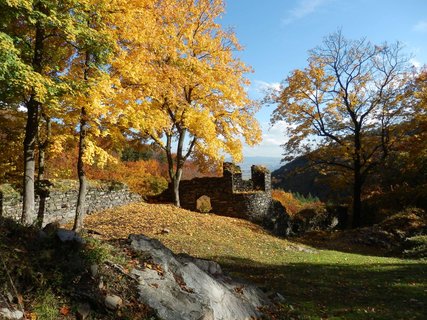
[237,156,282,178]
[271,155,342,201]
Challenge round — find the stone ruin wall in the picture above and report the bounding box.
[0,183,141,227]
[158,162,273,223]
[1,163,272,227]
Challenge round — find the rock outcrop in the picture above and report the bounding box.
[129,234,270,320]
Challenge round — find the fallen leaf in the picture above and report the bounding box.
[60,306,70,315]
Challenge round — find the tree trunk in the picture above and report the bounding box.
[73,107,88,232]
[21,18,44,225]
[352,128,362,228]
[172,165,184,207]
[21,98,39,225]
[352,163,362,228]
[37,146,45,181]
[172,176,180,207]
[37,115,51,181]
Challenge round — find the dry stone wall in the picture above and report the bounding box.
[0,182,141,226]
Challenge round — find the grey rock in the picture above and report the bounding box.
[129,234,270,320]
[6,292,13,303]
[90,264,99,277]
[177,255,222,276]
[56,229,84,244]
[43,221,60,234]
[104,294,123,310]
[76,303,91,320]
[37,230,48,240]
[0,308,24,320]
[274,292,286,303]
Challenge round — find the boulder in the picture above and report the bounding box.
[129,234,270,320]
[56,229,84,244]
[76,303,91,320]
[196,195,212,213]
[104,295,123,310]
[265,200,292,236]
[0,308,23,320]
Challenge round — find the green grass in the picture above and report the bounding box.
[33,290,61,320]
[219,251,425,319]
[86,202,427,320]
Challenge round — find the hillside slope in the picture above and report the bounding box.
[83,202,426,320]
[271,156,339,201]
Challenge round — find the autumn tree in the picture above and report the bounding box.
[58,0,123,231]
[0,109,25,183]
[0,0,86,224]
[118,0,261,206]
[271,32,412,227]
[388,67,427,186]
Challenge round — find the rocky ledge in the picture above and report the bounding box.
[129,234,271,320]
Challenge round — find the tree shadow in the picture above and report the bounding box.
[288,230,396,257]
[217,255,427,320]
[0,217,152,319]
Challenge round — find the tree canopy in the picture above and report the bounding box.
[0,0,261,222]
[271,31,414,226]
[116,0,261,206]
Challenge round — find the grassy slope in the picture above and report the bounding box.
[84,202,426,320]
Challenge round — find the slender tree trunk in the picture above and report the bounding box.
[37,115,51,181]
[352,162,362,228]
[37,145,45,181]
[73,48,91,232]
[172,175,180,207]
[73,107,88,232]
[172,128,187,207]
[21,18,44,225]
[21,98,39,225]
[352,129,362,228]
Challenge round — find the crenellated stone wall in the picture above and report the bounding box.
[0,181,141,226]
[154,163,273,223]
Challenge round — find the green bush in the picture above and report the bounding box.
[292,192,320,204]
[404,235,427,259]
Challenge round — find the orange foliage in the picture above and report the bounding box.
[47,149,168,196]
[46,146,78,179]
[46,145,220,195]
[272,190,301,216]
[272,189,324,216]
[181,160,220,180]
[89,160,168,196]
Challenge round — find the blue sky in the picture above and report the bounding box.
[219,0,427,158]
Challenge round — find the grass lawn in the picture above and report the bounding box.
[84,202,427,320]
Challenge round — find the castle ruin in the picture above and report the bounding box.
[156,162,273,222]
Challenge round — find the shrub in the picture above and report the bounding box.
[404,235,427,259]
[87,159,168,196]
[272,189,324,216]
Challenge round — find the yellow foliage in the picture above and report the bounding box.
[114,0,261,171]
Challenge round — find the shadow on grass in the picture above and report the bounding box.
[288,230,395,258]
[218,255,427,320]
[0,217,152,319]
[0,217,109,316]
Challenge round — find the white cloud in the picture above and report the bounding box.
[243,121,288,157]
[413,20,427,33]
[410,58,421,69]
[253,80,281,94]
[283,0,330,25]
